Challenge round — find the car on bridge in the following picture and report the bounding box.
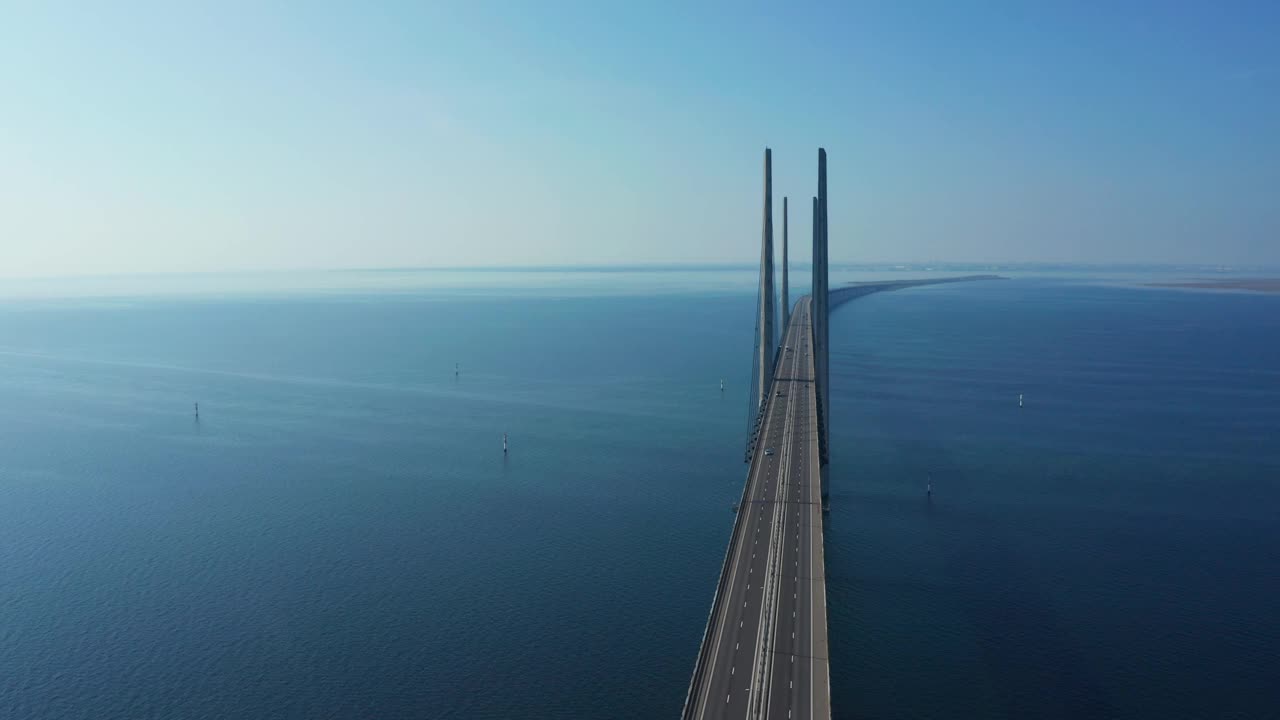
[764,448,775,456]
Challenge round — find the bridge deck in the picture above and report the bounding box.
[684,297,830,720]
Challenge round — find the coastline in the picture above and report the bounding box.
[1145,278,1280,294]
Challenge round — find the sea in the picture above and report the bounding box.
[1,267,1277,719]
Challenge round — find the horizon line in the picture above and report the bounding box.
[4,260,1278,283]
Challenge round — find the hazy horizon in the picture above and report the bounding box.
[3,3,1278,278]
[9,259,1280,285]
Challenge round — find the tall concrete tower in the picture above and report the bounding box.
[816,148,830,503]
[819,148,829,435]
[811,193,822,454]
[757,149,776,412]
[780,197,789,341]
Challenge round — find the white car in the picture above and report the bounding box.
[764,448,775,456]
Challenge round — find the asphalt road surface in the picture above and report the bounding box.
[685,297,829,720]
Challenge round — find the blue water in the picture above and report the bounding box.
[1,272,1277,718]
[827,279,1280,719]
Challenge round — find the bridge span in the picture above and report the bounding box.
[683,296,829,720]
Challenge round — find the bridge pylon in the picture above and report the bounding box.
[745,148,777,463]
[780,196,789,345]
[814,149,830,507]
[756,148,776,414]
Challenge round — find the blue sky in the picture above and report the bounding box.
[2,1,1277,276]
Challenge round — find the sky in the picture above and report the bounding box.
[2,1,1278,277]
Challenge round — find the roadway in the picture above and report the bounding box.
[684,297,830,720]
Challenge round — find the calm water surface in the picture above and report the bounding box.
[1,271,1277,718]
[827,279,1280,719]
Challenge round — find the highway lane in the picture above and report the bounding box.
[765,298,825,720]
[685,297,829,720]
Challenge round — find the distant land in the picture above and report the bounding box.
[1146,278,1280,293]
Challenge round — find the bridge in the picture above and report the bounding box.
[682,149,833,720]
[827,274,1004,310]
[681,149,1002,719]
